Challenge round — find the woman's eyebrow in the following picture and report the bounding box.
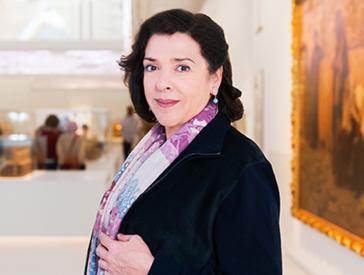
[174,58,195,63]
[143,57,156,62]
[143,57,195,63]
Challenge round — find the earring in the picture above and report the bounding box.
[212,88,218,104]
[212,95,219,104]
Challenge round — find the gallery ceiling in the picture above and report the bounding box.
[0,0,206,75]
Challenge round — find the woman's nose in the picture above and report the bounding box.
[155,70,173,91]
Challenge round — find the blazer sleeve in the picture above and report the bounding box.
[148,160,282,275]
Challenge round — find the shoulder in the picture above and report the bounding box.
[58,133,66,141]
[220,126,267,169]
[216,126,279,202]
[58,133,72,141]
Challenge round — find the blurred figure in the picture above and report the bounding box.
[121,106,139,159]
[82,124,90,140]
[0,127,4,170]
[303,31,323,149]
[139,120,155,140]
[35,114,62,170]
[334,85,364,197]
[82,123,103,160]
[57,121,86,170]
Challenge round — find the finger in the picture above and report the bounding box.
[98,258,110,272]
[99,232,113,249]
[96,244,109,261]
[117,233,132,242]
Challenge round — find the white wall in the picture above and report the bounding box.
[200,0,253,135]
[201,0,364,275]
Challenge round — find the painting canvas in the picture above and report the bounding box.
[292,0,364,256]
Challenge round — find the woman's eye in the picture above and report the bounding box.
[177,65,190,72]
[144,64,157,72]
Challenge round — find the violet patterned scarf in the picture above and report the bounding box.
[86,101,218,275]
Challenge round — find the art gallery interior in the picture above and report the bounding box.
[0,0,363,274]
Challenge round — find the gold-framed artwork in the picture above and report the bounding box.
[291,0,364,256]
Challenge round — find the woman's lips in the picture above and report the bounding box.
[155,98,180,108]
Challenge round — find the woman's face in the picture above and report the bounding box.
[143,32,222,138]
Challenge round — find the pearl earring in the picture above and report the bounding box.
[213,96,219,104]
[212,88,218,104]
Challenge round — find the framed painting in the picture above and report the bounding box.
[291,0,364,256]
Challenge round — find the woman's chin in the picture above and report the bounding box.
[155,117,179,129]
[157,119,178,128]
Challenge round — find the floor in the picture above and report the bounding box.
[283,251,311,275]
[0,236,89,275]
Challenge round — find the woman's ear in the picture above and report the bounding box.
[211,66,223,95]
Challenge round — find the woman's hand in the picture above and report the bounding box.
[96,232,155,275]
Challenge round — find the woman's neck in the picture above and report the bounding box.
[165,125,181,140]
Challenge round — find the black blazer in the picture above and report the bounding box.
[85,112,282,275]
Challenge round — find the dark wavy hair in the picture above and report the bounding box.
[45,114,59,128]
[119,9,244,122]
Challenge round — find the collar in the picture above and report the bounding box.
[181,111,231,156]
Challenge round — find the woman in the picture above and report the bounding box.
[57,121,86,170]
[85,9,281,275]
[35,114,62,170]
[121,106,140,159]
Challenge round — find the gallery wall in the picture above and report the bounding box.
[201,0,364,274]
[200,0,253,135]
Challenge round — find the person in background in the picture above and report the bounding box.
[120,105,140,159]
[85,9,281,275]
[82,123,104,160]
[35,114,62,170]
[82,124,90,140]
[138,120,155,140]
[0,127,4,169]
[57,121,86,170]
